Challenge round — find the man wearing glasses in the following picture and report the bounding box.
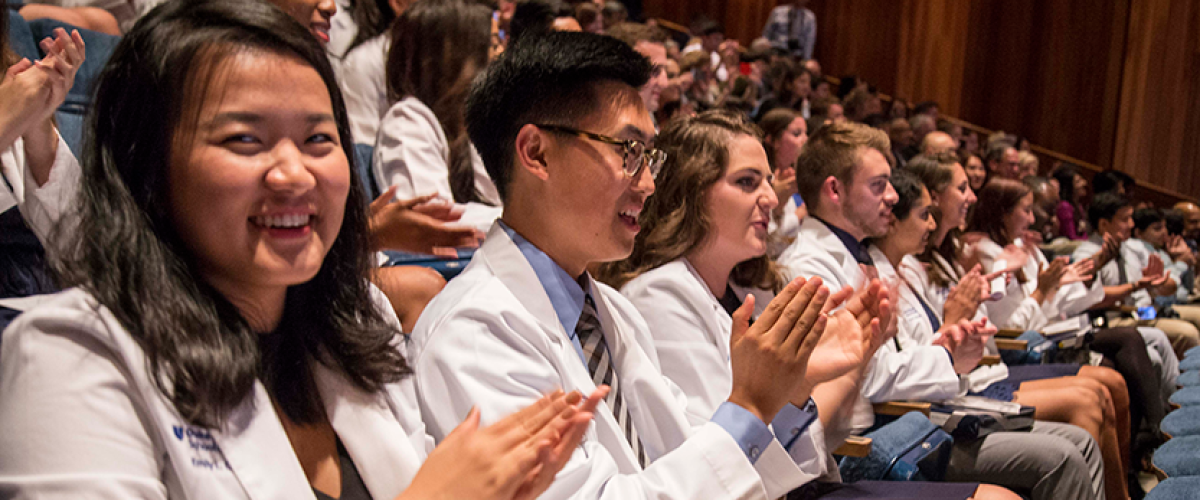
[410,31,864,499]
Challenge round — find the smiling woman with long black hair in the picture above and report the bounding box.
[0,1,601,498]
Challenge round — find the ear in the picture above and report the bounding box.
[928,188,941,207]
[821,175,840,206]
[514,124,552,182]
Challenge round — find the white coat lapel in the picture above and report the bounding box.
[211,383,316,500]
[316,364,423,500]
[478,223,570,342]
[476,223,599,396]
[681,259,733,362]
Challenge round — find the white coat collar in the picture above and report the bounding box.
[477,222,571,342]
[208,364,420,500]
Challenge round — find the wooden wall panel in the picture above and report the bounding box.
[647,0,1200,201]
[807,0,902,95]
[642,0,778,45]
[893,0,971,116]
[1112,0,1200,200]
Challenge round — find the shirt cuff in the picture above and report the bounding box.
[711,401,776,464]
[771,399,819,451]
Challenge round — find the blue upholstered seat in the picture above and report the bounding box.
[1162,407,1200,438]
[1152,435,1200,477]
[1146,476,1200,500]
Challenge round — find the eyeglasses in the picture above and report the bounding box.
[536,124,667,180]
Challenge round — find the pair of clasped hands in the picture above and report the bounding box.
[726,276,894,425]
[1,28,84,158]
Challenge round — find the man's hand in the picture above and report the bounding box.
[1091,233,1122,268]
[1166,235,1196,266]
[369,187,484,256]
[803,281,892,387]
[727,277,829,423]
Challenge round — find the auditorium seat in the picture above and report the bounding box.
[1152,435,1200,478]
[1179,370,1200,387]
[1146,476,1200,500]
[1161,407,1200,438]
[1170,387,1200,407]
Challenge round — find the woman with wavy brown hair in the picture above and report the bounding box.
[598,110,1018,500]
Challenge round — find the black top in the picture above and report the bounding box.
[312,438,373,500]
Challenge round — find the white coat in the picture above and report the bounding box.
[776,216,865,291]
[618,259,841,482]
[774,217,880,432]
[409,224,826,500]
[860,248,964,404]
[976,237,1104,332]
[0,288,430,500]
[1,132,79,245]
[897,250,1010,393]
[372,97,502,231]
[338,34,390,145]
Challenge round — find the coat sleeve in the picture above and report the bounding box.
[413,291,806,500]
[859,343,962,403]
[0,298,167,499]
[2,131,80,247]
[976,240,1049,331]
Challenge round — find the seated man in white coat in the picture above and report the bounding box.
[410,31,865,499]
[776,122,1104,500]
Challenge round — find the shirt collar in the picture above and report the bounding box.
[498,221,589,337]
[814,216,874,266]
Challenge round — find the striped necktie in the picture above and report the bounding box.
[576,293,649,468]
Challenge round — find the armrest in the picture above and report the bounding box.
[872,401,932,417]
[978,354,1002,366]
[996,328,1025,338]
[994,339,1029,351]
[832,435,872,457]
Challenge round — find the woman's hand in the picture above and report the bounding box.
[944,265,985,325]
[1060,259,1094,286]
[399,388,607,500]
[1034,257,1068,300]
[369,187,484,256]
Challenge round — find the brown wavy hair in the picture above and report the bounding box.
[386,0,493,204]
[596,110,783,292]
[970,178,1032,247]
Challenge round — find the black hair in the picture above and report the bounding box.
[343,0,397,57]
[889,169,927,221]
[386,0,494,204]
[1093,169,1136,196]
[1165,209,1186,237]
[1052,163,1082,203]
[61,0,407,428]
[1088,192,1132,230]
[509,0,562,44]
[1133,207,1164,233]
[466,31,651,200]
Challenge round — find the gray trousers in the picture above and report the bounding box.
[944,421,1103,500]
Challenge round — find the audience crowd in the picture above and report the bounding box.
[2,0,1198,498]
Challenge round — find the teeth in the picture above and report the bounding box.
[253,214,311,228]
[619,209,641,219]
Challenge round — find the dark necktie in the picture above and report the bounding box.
[576,294,649,467]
